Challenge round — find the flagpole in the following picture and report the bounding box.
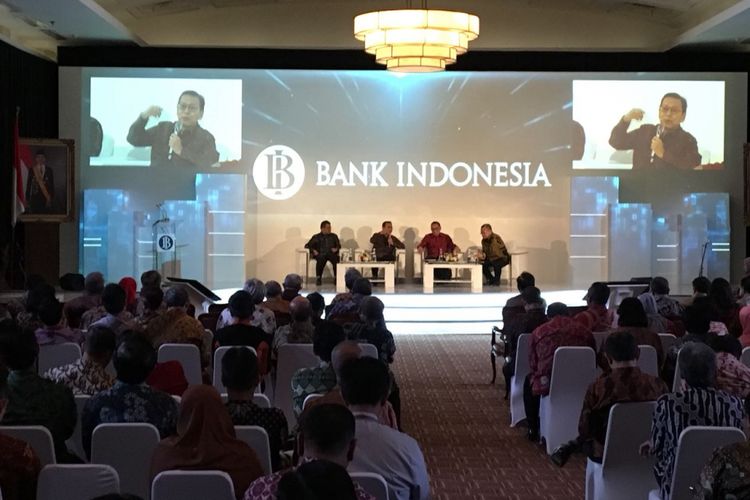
[9,106,25,289]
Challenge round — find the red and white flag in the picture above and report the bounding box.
[11,113,31,225]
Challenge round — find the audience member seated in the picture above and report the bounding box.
[501,286,548,397]
[710,277,742,337]
[637,292,677,336]
[16,283,56,333]
[150,385,263,500]
[603,297,664,371]
[741,297,750,348]
[217,279,277,335]
[291,321,346,417]
[276,460,359,500]
[694,405,750,498]
[145,285,206,363]
[82,332,178,459]
[6,274,46,319]
[223,346,288,471]
[550,331,668,466]
[641,342,745,500]
[707,333,750,399]
[44,324,116,395]
[35,296,84,346]
[342,357,429,500]
[215,290,269,351]
[524,302,596,442]
[307,292,326,328]
[573,282,613,332]
[327,269,363,316]
[262,280,291,327]
[119,277,138,315]
[0,323,77,462]
[272,297,315,361]
[0,371,41,500]
[244,404,375,500]
[506,271,537,309]
[303,341,398,429]
[662,300,713,385]
[344,296,396,365]
[134,270,164,317]
[692,276,711,301]
[135,286,164,330]
[282,274,303,302]
[650,276,684,319]
[62,271,104,328]
[328,278,372,325]
[145,359,189,397]
[86,283,138,336]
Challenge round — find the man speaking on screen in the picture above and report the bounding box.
[127,90,219,169]
[608,92,701,170]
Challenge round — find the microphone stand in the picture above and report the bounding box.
[698,241,709,277]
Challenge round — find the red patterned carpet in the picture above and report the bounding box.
[391,334,586,500]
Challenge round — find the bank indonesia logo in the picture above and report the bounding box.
[252,145,305,200]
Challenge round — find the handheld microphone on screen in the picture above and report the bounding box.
[651,124,664,162]
[168,121,182,159]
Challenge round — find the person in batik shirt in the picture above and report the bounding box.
[44,325,116,396]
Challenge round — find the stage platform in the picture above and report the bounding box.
[214,283,588,336]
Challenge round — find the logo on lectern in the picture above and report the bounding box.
[252,145,305,200]
[157,234,175,253]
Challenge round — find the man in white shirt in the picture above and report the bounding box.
[341,357,430,500]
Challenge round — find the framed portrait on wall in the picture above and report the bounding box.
[18,138,75,223]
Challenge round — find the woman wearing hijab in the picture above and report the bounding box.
[118,277,138,315]
[150,385,263,499]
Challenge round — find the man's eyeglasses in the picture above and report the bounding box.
[659,105,683,115]
[177,104,200,113]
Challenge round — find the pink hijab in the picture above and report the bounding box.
[119,277,137,309]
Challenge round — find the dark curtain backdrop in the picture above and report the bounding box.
[0,40,58,288]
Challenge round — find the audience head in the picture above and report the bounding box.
[331,341,363,381]
[684,302,712,336]
[546,302,569,319]
[290,296,313,322]
[586,282,610,306]
[142,286,164,312]
[341,357,390,407]
[650,276,670,296]
[521,286,543,306]
[0,326,38,371]
[113,332,157,384]
[243,278,266,306]
[118,277,138,308]
[164,285,189,309]
[603,331,639,365]
[84,272,105,295]
[298,403,356,465]
[277,459,357,500]
[221,346,259,394]
[344,268,362,291]
[175,385,231,439]
[140,270,162,290]
[516,271,536,293]
[102,283,127,315]
[679,341,717,389]
[284,273,304,293]
[616,297,648,328]
[359,296,384,326]
[85,325,117,365]
[266,280,282,299]
[23,274,46,292]
[313,321,346,363]
[694,276,712,295]
[228,290,254,321]
[307,292,325,319]
[709,277,735,310]
[707,333,742,359]
[25,284,56,315]
[38,297,63,327]
[351,278,372,297]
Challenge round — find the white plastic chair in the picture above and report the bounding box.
[212,345,257,394]
[658,333,677,356]
[152,470,235,500]
[91,423,161,500]
[672,348,684,392]
[252,393,271,408]
[0,425,56,465]
[350,471,390,500]
[38,342,82,375]
[66,394,90,461]
[157,343,202,385]
[539,346,597,454]
[648,426,746,500]
[303,393,324,411]
[637,345,659,377]
[585,401,657,500]
[275,343,318,427]
[37,464,120,500]
[592,332,611,351]
[741,346,750,368]
[235,425,272,475]
[359,343,378,359]
[509,333,531,427]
